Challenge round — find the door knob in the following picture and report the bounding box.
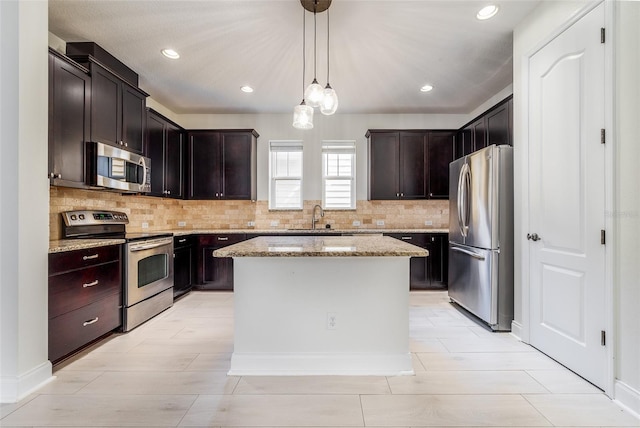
[527,233,541,241]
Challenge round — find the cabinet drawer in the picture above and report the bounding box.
[49,245,121,275]
[174,235,195,249]
[198,234,246,248]
[49,260,121,318]
[48,293,121,363]
[386,233,429,248]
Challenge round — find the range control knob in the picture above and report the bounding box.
[79,214,85,220]
[70,214,77,221]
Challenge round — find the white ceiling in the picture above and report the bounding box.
[49,0,540,115]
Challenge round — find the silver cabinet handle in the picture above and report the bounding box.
[217,237,229,241]
[83,280,99,288]
[130,240,172,252]
[82,254,99,261]
[401,237,412,240]
[83,317,99,326]
[178,238,187,243]
[451,246,486,260]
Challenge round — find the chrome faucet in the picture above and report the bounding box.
[311,204,324,229]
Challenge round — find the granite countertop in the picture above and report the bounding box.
[170,227,449,236]
[213,235,429,258]
[49,228,449,253]
[48,238,126,254]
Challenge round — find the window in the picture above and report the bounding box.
[269,141,303,209]
[322,141,356,209]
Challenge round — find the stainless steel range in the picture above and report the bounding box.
[62,210,174,331]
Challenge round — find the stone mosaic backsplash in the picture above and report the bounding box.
[49,187,449,240]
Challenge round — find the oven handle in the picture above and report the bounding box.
[129,239,173,252]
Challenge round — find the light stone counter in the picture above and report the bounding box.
[214,235,429,258]
[168,227,449,236]
[49,238,126,253]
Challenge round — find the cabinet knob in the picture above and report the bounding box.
[167,190,171,195]
[396,193,400,198]
[48,173,54,179]
[56,173,62,179]
[119,141,124,146]
[400,193,404,197]
[124,142,128,147]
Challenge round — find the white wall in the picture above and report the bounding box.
[170,112,469,201]
[514,0,640,415]
[613,0,640,414]
[0,0,52,403]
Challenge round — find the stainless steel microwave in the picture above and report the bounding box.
[86,141,151,193]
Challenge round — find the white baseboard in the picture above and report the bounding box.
[510,320,523,341]
[0,360,53,403]
[614,380,640,420]
[228,352,414,376]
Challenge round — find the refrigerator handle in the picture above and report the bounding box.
[463,164,471,235]
[451,245,486,260]
[457,164,466,237]
[458,163,470,237]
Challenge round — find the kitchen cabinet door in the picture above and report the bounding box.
[90,63,122,147]
[368,132,400,200]
[427,131,455,199]
[188,131,222,199]
[220,132,256,200]
[426,233,448,287]
[454,128,473,159]
[147,110,185,198]
[485,99,511,147]
[195,234,246,290]
[470,117,487,152]
[399,132,428,199]
[121,85,146,154]
[173,236,194,299]
[48,50,91,188]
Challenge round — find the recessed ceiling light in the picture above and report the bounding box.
[420,84,434,92]
[240,86,254,93]
[477,5,499,20]
[161,48,180,59]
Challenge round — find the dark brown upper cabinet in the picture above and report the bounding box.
[426,131,455,199]
[146,109,185,198]
[455,95,513,159]
[367,130,454,200]
[186,130,258,200]
[48,49,91,188]
[87,61,147,154]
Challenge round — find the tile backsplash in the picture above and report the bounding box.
[50,187,449,240]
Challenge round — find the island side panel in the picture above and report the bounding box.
[229,256,413,376]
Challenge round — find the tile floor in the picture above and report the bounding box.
[2,290,639,427]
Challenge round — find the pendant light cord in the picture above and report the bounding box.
[313,9,317,80]
[326,8,330,83]
[302,7,306,97]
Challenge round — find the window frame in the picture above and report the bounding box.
[269,140,304,210]
[321,140,356,210]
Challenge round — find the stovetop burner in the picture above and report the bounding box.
[61,210,172,241]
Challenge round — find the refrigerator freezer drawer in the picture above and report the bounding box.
[448,243,513,331]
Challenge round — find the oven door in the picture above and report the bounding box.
[125,237,174,306]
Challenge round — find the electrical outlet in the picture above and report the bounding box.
[376,220,385,226]
[270,220,279,227]
[141,222,149,229]
[247,221,256,227]
[424,220,433,226]
[327,312,338,330]
[178,221,187,227]
[352,220,361,227]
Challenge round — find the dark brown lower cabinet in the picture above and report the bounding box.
[48,245,122,363]
[386,233,448,290]
[173,235,195,298]
[195,234,246,290]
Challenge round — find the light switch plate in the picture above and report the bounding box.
[425,220,433,226]
[352,220,361,227]
[376,220,385,226]
[247,221,256,227]
[178,221,187,227]
[141,222,149,229]
[270,220,279,227]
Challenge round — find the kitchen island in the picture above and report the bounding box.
[214,235,427,376]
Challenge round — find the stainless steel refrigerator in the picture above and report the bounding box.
[448,144,513,331]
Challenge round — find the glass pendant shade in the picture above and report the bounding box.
[320,84,338,115]
[304,78,324,108]
[293,101,314,129]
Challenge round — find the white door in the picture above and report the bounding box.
[528,3,606,388]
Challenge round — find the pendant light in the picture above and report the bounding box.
[320,7,338,115]
[303,6,324,108]
[293,6,314,129]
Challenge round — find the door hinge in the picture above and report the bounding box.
[601,27,605,43]
[601,129,606,144]
[601,229,606,245]
[601,330,606,346]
